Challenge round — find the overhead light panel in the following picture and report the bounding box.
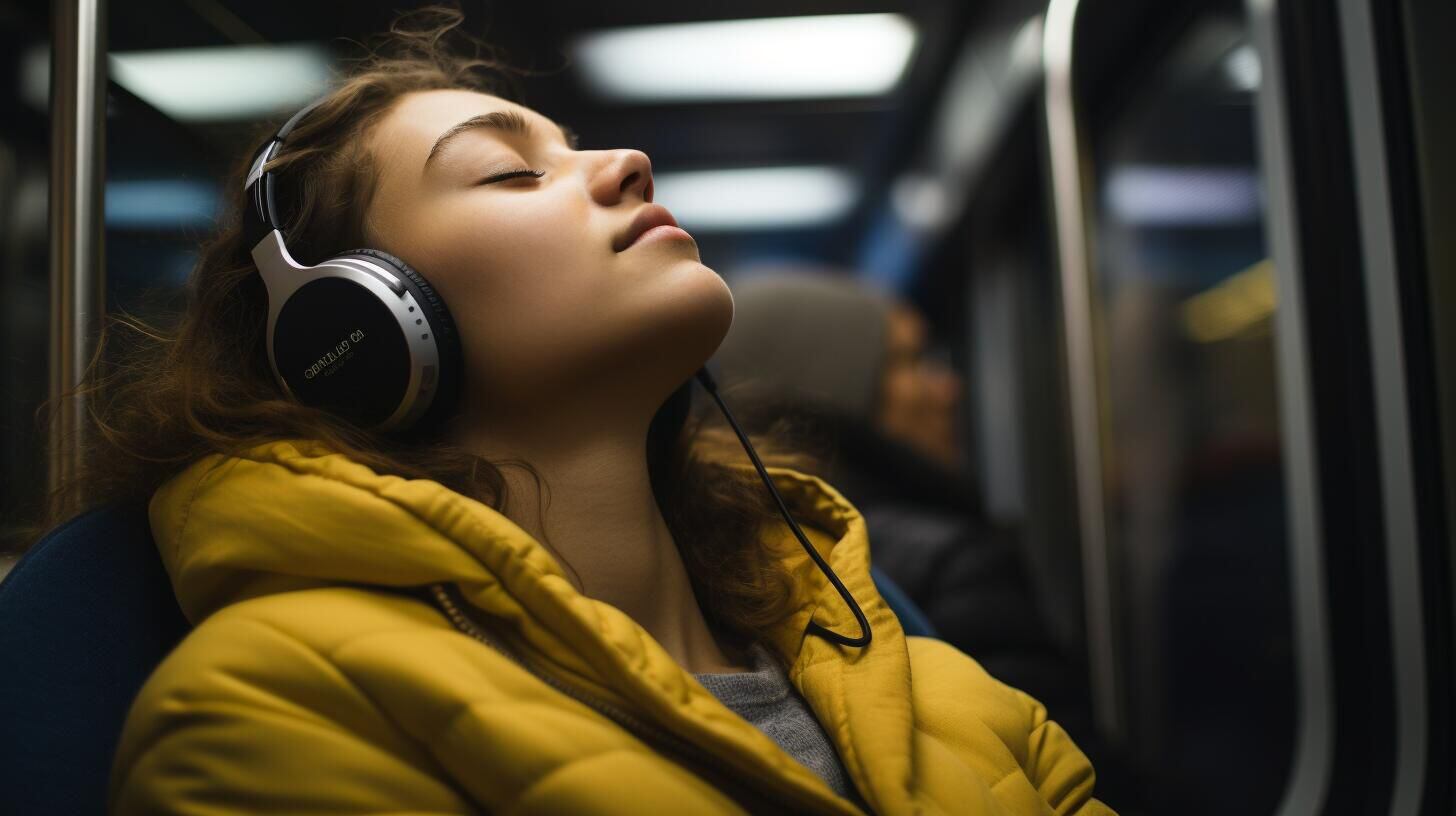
[1105,165,1262,226]
[1222,43,1261,92]
[570,14,917,102]
[109,43,333,122]
[653,166,857,231]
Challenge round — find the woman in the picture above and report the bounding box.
[48,7,1113,814]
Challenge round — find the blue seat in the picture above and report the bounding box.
[0,503,190,816]
[872,563,938,638]
[0,503,935,815]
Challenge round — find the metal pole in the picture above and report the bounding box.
[1336,0,1430,811]
[1043,0,1124,743]
[1245,0,1337,812]
[47,0,107,517]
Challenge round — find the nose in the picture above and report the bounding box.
[590,148,654,206]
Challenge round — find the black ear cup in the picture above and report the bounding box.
[271,275,415,428]
[335,248,463,430]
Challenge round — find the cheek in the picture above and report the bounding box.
[407,195,611,376]
[879,369,914,415]
[932,372,962,405]
[419,195,594,303]
[910,374,948,416]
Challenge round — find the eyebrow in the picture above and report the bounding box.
[424,109,581,169]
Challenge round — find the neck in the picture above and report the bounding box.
[448,392,746,675]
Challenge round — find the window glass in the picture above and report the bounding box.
[0,11,56,563]
[1088,11,1297,813]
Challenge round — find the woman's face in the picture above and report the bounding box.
[362,89,733,419]
[878,304,964,470]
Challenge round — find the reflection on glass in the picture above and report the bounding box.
[1089,12,1295,815]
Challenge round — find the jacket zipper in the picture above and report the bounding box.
[423,582,864,816]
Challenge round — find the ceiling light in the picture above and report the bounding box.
[653,166,857,231]
[891,173,952,231]
[1105,165,1262,226]
[1222,43,1261,92]
[108,43,332,122]
[569,14,917,102]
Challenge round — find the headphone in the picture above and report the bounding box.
[243,99,872,648]
[243,99,462,433]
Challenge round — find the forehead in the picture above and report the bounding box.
[368,89,554,185]
[375,88,554,151]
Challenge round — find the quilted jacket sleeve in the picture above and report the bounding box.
[107,607,476,815]
[1008,685,1118,816]
[906,636,1117,816]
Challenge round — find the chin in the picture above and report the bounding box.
[649,268,734,376]
[691,266,736,345]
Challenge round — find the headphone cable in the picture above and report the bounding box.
[694,366,872,648]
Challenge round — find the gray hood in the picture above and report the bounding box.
[715,267,896,422]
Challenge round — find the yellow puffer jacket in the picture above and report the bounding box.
[108,439,1115,815]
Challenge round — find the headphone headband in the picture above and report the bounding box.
[242,98,327,250]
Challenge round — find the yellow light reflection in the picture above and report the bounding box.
[1181,259,1276,343]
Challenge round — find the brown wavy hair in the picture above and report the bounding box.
[26,5,835,660]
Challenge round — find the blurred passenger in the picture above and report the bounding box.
[29,7,1114,815]
[715,268,1100,752]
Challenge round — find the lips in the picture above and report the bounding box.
[614,204,684,252]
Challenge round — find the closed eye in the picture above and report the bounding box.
[479,168,545,185]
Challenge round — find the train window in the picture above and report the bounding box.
[1085,9,1296,813]
[960,110,1088,665]
[0,10,52,564]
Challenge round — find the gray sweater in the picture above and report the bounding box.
[694,643,869,810]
